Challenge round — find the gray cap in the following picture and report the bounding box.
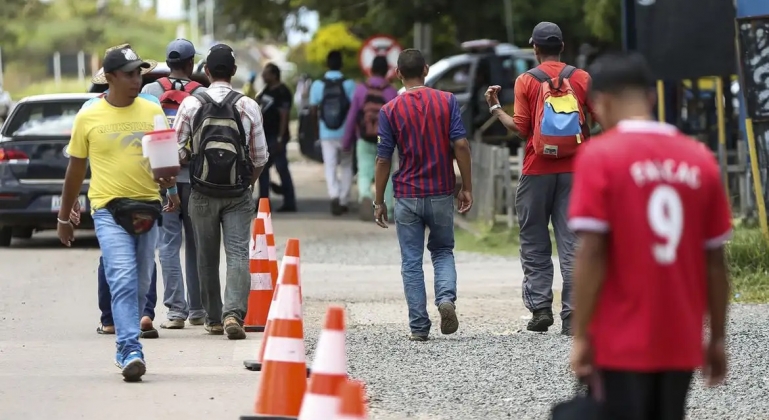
[166,39,197,63]
[529,22,563,46]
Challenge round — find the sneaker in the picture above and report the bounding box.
[224,316,246,340]
[330,198,342,216]
[526,308,555,332]
[160,319,185,329]
[188,317,205,326]
[205,323,224,335]
[409,333,429,342]
[277,205,297,213]
[438,302,459,335]
[120,351,146,382]
[561,316,573,336]
[340,204,349,214]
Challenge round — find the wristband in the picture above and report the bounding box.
[57,218,71,225]
[167,185,178,195]
[489,104,502,113]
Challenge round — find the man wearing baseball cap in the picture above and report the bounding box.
[141,38,209,333]
[174,43,269,340]
[485,22,597,336]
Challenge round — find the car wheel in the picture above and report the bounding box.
[0,227,12,247]
[12,227,33,239]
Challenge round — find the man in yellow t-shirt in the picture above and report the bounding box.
[55,46,176,382]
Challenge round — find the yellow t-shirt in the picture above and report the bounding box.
[66,97,167,210]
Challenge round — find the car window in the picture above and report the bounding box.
[4,100,87,136]
[504,57,536,78]
[433,63,472,94]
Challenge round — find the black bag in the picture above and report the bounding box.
[105,198,162,236]
[551,375,603,420]
[319,77,350,130]
[189,90,254,198]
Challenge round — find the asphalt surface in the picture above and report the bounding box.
[1,160,767,420]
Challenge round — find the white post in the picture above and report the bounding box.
[53,51,62,87]
[205,0,215,39]
[189,0,199,45]
[0,47,4,86]
[77,51,85,84]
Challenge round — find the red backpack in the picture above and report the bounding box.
[157,77,202,125]
[357,83,388,143]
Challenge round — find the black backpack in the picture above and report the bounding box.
[319,77,350,130]
[189,91,254,198]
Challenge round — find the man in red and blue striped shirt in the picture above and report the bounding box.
[373,48,473,342]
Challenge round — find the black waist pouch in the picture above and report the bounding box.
[105,198,162,235]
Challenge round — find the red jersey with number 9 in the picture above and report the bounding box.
[567,120,733,371]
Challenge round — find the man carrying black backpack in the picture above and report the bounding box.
[174,44,269,340]
[309,50,357,216]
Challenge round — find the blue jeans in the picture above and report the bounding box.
[93,209,158,360]
[158,183,206,320]
[394,194,458,334]
[258,140,296,208]
[98,257,157,324]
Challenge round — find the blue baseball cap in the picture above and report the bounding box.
[166,39,197,63]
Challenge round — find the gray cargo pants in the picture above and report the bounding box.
[515,173,577,320]
[187,189,255,326]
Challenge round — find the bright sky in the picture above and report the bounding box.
[150,0,319,46]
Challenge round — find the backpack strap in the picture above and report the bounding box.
[184,81,202,93]
[559,65,578,80]
[158,77,173,91]
[526,68,550,83]
[193,91,213,105]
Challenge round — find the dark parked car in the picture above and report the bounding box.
[0,93,98,246]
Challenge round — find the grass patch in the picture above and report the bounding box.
[726,226,769,303]
[12,78,90,100]
[454,221,557,257]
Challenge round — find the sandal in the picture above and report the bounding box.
[140,328,159,339]
[97,324,115,335]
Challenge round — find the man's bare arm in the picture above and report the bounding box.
[374,158,391,204]
[56,157,88,221]
[705,247,729,342]
[453,138,472,192]
[572,232,609,340]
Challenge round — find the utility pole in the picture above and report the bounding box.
[189,0,199,45]
[503,0,514,44]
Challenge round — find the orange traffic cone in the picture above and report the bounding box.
[334,380,369,420]
[241,239,308,420]
[298,306,348,419]
[244,239,310,377]
[256,198,280,289]
[243,218,273,332]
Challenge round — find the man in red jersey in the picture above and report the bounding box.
[486,22,596,335]
[568,51,731,419]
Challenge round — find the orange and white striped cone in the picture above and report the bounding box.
[244,239,311,377]
[241,238,307,420]
[333,380,369,420]
[243,218,273,332]
[298,306,348,419]
[256,198,280,290]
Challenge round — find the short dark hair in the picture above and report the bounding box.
[167,58,193,72]
[208,67,232,80]
[327,50,343,70]
[588,51,654,95]
[397,49,426,79]
[535,43,563,57]
[371,56,389,77]
[265,63,281,80]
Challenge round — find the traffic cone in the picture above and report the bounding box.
[298,306,348,419]
[244,239,310,376]
[334,380,368,420]
[241,239,308,420]
[244,218,273,332]
[256,198,280,290]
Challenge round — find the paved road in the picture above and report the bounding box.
[0,160,544,419]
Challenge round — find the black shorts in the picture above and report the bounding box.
[593,370,694,420]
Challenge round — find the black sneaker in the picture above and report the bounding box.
[561,316,573,336]
[526,308,554,332]
[438,302,459,335]
[330,198,342,216]
[276,205,297,213]
[409,333,429,342]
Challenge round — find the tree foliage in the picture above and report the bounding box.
[304,23,362,77]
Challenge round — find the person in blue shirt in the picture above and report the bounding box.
[309,50,357,216]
